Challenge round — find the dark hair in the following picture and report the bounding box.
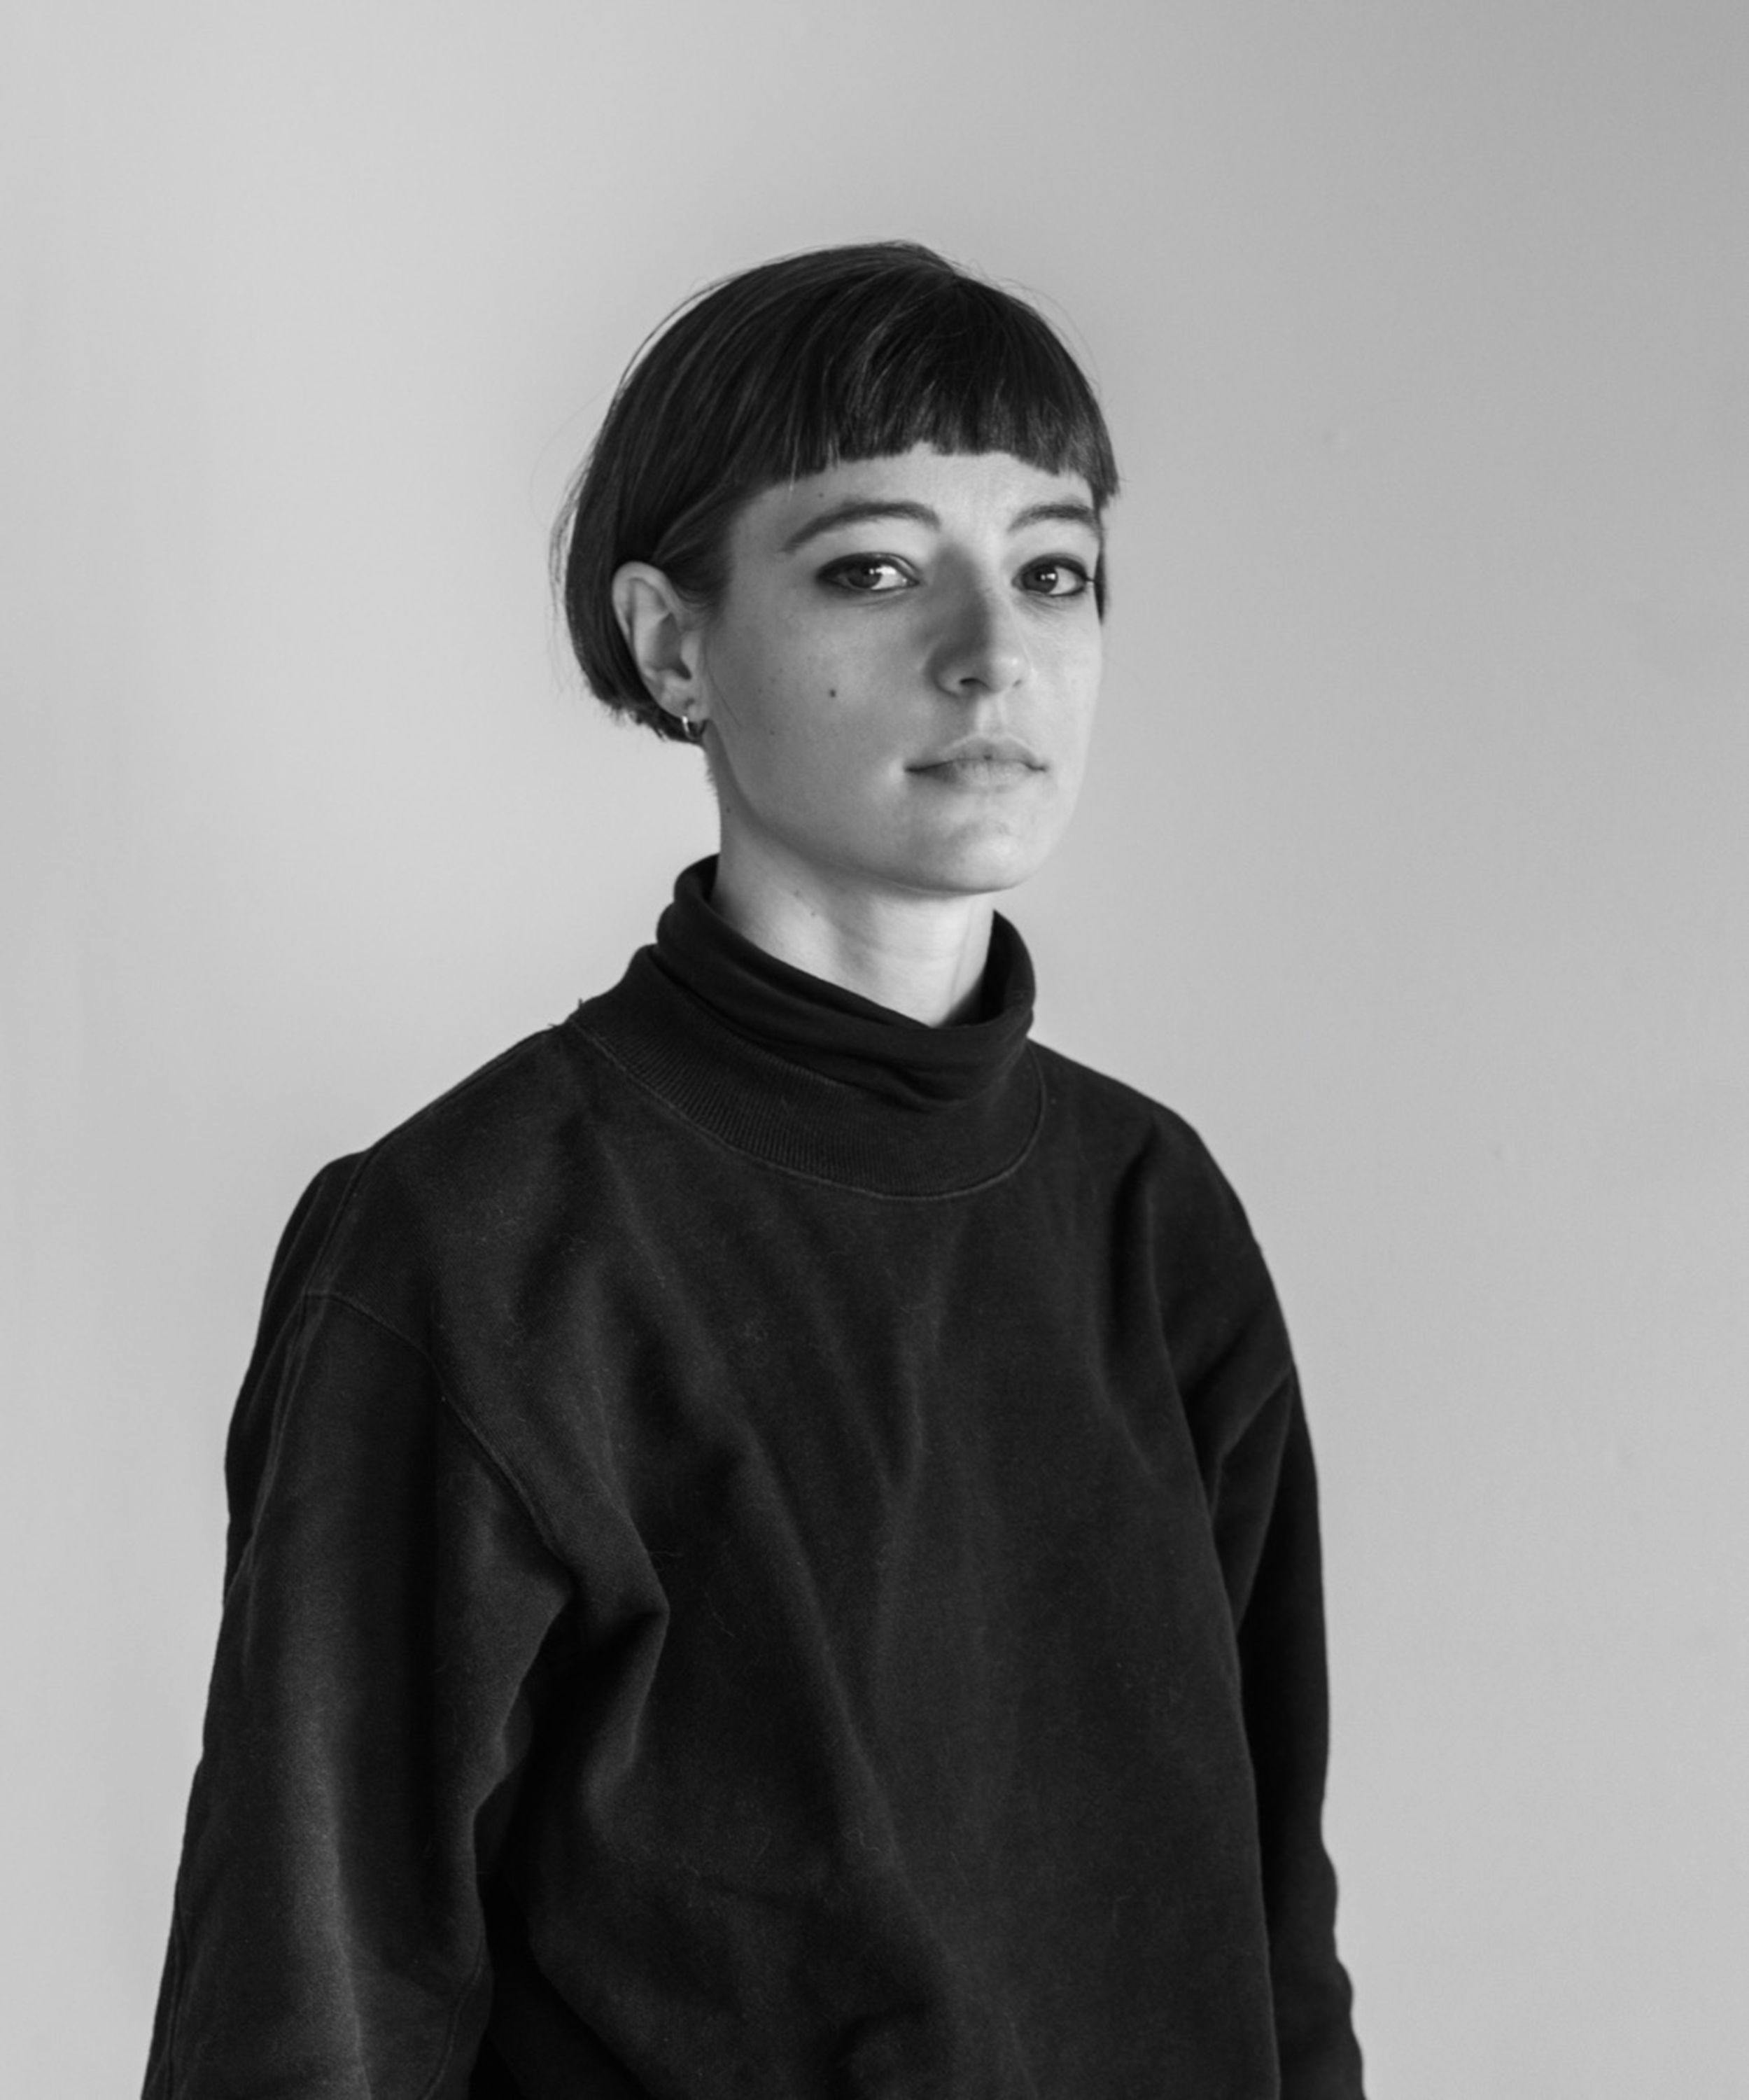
[552,241,1120,741]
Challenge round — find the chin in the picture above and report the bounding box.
[892,827,1057,899]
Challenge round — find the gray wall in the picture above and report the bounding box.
[4,1,1746,2091]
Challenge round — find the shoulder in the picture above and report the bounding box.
[1030,1038,1288,1387]
[261,1018,621,1331]
[1030,1040,1255,1236]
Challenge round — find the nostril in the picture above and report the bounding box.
[936,622,1027,696]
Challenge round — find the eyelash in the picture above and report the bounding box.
[819,555,1095,601]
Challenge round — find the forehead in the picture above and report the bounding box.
[735,444,1101,553]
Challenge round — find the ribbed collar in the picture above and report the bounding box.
[567,858,1042,1198]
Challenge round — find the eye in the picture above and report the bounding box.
[819,555,915,594]
[1019,557,1094,599]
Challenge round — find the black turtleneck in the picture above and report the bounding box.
[145,861,1364,2100]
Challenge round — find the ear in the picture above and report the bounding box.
[610,563,708,732]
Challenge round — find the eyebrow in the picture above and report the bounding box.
[780,497,1104,555]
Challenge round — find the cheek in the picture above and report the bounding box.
[1072,638,1104,724]
[705,615,903,801]
[722,662,873,811]
[782,696,895,804]
[1041,632,1101,732]
[745,645,879,757]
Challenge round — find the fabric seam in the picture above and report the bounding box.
[302,1285,573,1571]
[567,1017,1046,1203]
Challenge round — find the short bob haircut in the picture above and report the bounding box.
[552,241,1120,742]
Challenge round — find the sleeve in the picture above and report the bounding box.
[142,1217,573,2098]
[1152,1117,1364,2098]
[1209,1366,1366,2100]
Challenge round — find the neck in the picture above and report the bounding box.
[708,834,996,1027]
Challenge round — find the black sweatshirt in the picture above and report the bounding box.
[145,860,1364,2099]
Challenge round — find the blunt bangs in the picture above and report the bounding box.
[674,260,1118,510]
[555,243,1119,740]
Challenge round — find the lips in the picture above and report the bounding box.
[911,735,1046,771]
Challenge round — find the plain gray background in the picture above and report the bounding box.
[3,1,1746,2092]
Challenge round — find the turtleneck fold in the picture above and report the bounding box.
[570,857,1044,1196]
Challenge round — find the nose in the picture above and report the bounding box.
[929,576,1028,699]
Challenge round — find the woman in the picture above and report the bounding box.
[144,242,1365,2097]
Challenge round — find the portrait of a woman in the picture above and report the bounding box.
[143,241,1364,2098]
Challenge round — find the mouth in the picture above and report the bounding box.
[908,736,1046,789]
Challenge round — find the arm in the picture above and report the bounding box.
[1214,1368,1365,2099]
[1150,1116,1364,2096]
[144,1259,571,2098]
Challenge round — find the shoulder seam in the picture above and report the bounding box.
[278,1029,577,1306]
[302,1287,570,1572]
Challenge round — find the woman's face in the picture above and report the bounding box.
[692,444,1105,904]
